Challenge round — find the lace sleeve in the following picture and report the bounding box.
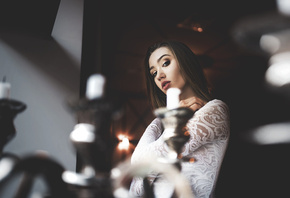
[181,99,230,157]
[129,118,169,197]
[130,118,168,164]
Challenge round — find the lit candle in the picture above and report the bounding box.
[0,77,11,99]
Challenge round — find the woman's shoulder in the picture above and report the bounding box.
[147,117,163,129]
[207,99,229,108]
[200,99,230,115]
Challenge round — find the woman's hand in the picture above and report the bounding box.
[179,97,206,112]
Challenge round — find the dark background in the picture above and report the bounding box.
[1,0,290,197]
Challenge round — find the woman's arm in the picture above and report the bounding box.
[130,118,168,164]
[129,118,167,196]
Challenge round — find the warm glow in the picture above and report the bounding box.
[184,131,190,136]
[189,158,195,163]
[177,18,207,33]
[117,134,130,150]
[197,27,203,32]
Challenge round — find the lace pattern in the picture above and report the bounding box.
[129,99,230,198]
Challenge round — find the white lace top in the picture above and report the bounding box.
[129,99,230,198]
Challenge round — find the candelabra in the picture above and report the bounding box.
[0,75,195,198]
[0,96,72,198]
[62,74,120,198]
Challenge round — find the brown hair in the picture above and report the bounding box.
[144,40,212,109]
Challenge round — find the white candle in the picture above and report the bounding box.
[166,88,181,110]
[0,81,11,99]
[86,74,106,100]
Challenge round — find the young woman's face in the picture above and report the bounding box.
[148,47,186,94]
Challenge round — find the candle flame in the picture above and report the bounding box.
[118,135,130,150]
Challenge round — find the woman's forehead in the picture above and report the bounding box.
[149,47,172,63]
[152,47,171,56]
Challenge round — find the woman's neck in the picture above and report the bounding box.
[179,85,196,100]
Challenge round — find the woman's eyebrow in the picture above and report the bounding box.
[157,54,170,63]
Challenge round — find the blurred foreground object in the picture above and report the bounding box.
[232,0,290,95]
[0,75,196,197]
[231,0,290,146]
[0,99,26,154]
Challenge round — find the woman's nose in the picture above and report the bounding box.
[156,69,165,81]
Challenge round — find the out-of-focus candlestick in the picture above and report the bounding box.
[0,77,11,99]
[154,87,194,166]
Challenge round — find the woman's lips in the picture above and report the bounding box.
[162,81,170,90]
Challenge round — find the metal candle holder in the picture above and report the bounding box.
[0,99,26,154]
[154,106,194,167]
[62,97,116,198]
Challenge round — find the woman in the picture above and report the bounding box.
[129,40,230,198]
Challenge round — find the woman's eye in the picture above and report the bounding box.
[163,60,170,67]
[152,71,157,77]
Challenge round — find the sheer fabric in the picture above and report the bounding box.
[129,99,230,198]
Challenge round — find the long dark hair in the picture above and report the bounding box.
[144,40,212,109]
